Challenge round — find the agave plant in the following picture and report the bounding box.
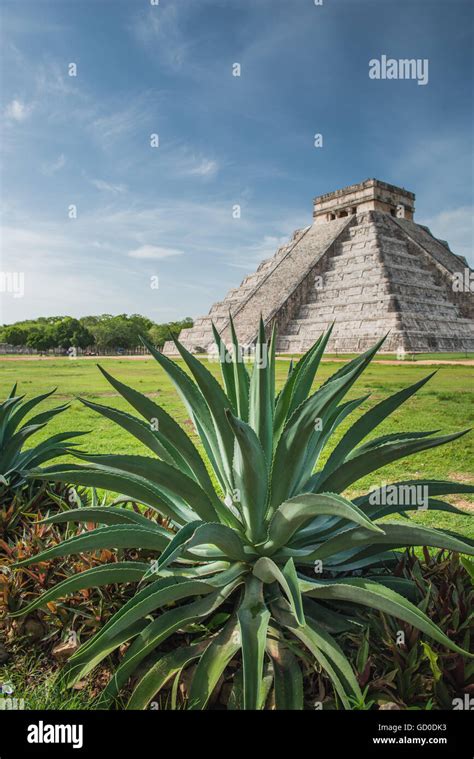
[10,322,474,709]
[0,384,84,508]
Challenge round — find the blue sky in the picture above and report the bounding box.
[1,0,473,324]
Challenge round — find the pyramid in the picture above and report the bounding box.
[165,179,474,354]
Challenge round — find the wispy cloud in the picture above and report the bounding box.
[130,4,193,72]
[128,245,184,260]
[184,158,219,178]
[5,99,33,122]
[89,95,156,147]
[41,154,66,175]
[91,178,127,194]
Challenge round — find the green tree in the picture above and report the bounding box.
[53,318,93,349]
[26,328,55,352]
[1,325,29,346]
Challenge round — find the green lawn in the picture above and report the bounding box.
[1,354,473,537]
[279,352,474,361]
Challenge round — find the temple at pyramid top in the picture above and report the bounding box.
[313,178,415,223]
[165,179,473,355]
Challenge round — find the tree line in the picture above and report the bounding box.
[0,314,193,352]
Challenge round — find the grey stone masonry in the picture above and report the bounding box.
[164,180,474,354]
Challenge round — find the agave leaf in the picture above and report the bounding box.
[68,577,194,670]
[299,576,472,657]
[253,557,305,626]
[352,429,439,455]
[13,524,171,567]
[273,597,361,709]
[7,383,18,398]
[96,365,218,501]
[153,520,203,571]
[0,396,25,441]
[317,430,471,493]
[227,668,244,710]
[166,333,236,491]
[299,394,370,491]
[73,453,221,524]
[273,333,325,445]
[15,431,86,471]
[321,373,436,478]
[73,564,246,677]
[460,557,474,583]
[94,578,220,642]
[26,464,194,524]
[289,521,474,564]
[19,404,70,430]
[364,575,419,602]
[3,389,57,438]
[157,522,249,571]
[64,576,224,688]
[324,551,399,573]
[228,315,250,422]
[225,409,269,542]
[302,598,361,633]
[282,325,335,428]
[127,640,208,710]
[248,318,273,464]
[78,397,181,465]
[98,580,242,705]
[40,506,165,531]
[299,621,362,709]
[0,423,47,469]
[9,562,150,617]
[320,334,387,388]
[62,620,149,689]
[354,479,474,506]
[211,322,237,414]
[139,335,229,492]
[269,362,364,511]
[267,321,277,411]
[365,498,467,521]
[188,616,241,710]
[266,628,304,710]
[238,576,271,710]
[264,492,383,554]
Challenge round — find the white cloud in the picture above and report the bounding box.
[185,158,219,177]
[89,96,154,146]
[130,4,192,72]
[128,244,184,260]
[91,178,127,194]
[5,99,33,122]
[41,154,66,175]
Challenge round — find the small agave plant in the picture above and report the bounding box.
[11,321,474,710]
[0,384,84,506]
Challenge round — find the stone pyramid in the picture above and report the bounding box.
[165,179,474,354]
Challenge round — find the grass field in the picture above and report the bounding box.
[1,354,473,537]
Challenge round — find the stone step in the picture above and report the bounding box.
[303,280,450,307]
[397,315,474,334]
[320,260,438,288]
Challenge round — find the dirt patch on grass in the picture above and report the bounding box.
[448,472,474,484]
[451,498,474,513]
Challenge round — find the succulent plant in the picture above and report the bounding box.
[0,385,84,508]
[10,321,474,709]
